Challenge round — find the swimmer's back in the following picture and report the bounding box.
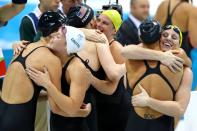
[1,43,60,104]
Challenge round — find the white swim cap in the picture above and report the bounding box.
[65,26,85,55]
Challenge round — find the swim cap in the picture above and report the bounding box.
[65,26,85,55]
[162,25,183,47]
[101,9,122,31]
[67,4,94,28]
[38,11,67,37]
[139,20,162,44]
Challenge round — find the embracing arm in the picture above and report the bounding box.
[49,96,91,117]
[96,42,126,81]
[91,74,118,95]
[91,41,125,95]
[121,45,184,73]
[45,61,90,116]
[79,28,107,43]
[121,44,169,61]
[27,56,90,117]
[147,67,192,117]
[174,48,192,68]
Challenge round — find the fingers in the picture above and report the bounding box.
[95,29,102,34]
[169,65,176,73]
[174,60,183,69]
[174,56,184,64]
[172,63,182,72]
[28,66,41,74]
[43,66,49,74]
[21,40,30,45]
[170,50,179,54]
[132,97,140,107]
[26,68,38,80]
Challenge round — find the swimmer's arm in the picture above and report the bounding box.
[96,42,126,81]
[46,63,91,116]
[121,45,165,60]
[110,41,125,64]
[79,28,107,43]
[0,3,25,23]
[49,97,91,117]
[91,75,118,95]
[171,48,192,67]
[147,67,192,117]
[121,45,184,73]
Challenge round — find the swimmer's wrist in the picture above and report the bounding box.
[146,97,152,106]
[44,80,53,89]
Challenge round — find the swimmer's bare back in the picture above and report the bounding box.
[155,0,196,33]
[126,59,183,119]
[77,40,100,72]
[1,42,60,104]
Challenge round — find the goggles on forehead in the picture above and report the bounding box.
[162,25,183,47]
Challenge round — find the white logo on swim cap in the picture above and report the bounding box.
[66,26,85,55]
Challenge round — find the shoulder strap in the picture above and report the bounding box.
[26,12,39,33]
[171,2,183,17]
[167,0,171,16]
[24,46,46,59]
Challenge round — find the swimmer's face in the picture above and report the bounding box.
[48,26,67,52]
[96,14,116,38]
[41,0,60,12]
[160,28,180,51]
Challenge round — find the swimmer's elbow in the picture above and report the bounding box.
[174,106,186,117]
[51,104,61,114]
[107,71,119,82]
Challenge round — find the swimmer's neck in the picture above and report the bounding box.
[37,37,50,46]
[142,41,160,51]
[53,51,73,67]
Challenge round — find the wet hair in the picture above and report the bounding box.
[139,20,162,44]
[38,11,67,37]
[67,4,94,28]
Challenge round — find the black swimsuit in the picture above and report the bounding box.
[94,66,131,131]
[125,61,178,131]
[50,56,91,131]
[74,54,100,131]
[164,1,192,57]
[0,46,45,131]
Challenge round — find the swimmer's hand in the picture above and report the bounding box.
[82,29,107,43]
[160,51,184,73]
[26,66,51,89]
[132,84,150,107]
[12,40,29,56]
[80,103,92,117]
